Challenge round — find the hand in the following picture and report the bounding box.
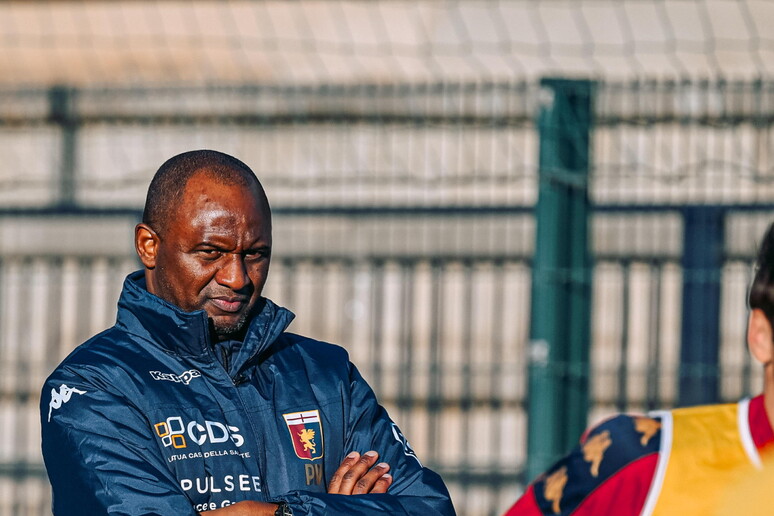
[328,450,392,495]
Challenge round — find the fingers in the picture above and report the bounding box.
[351,460,390,495]
[371,472,392,493]
[336,450,378,494]
[328,451,361,494]
[328,450,392,495]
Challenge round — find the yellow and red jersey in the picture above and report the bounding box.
[506,395,774,516]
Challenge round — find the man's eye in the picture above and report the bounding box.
[245,250,269,262]
[198,250,221,260]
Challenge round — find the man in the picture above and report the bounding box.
[41,150,455,515]
[505,222,774,516]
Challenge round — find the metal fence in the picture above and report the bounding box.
[0,79,773,515]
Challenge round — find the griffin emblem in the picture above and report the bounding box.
[298,428,317,454]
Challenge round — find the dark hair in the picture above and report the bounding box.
[749,222,774,328]
[142,150,265,234]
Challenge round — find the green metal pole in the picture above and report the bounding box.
[49,85,77,210]
[526,78,593,482]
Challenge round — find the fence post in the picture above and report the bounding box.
[526,78,594,481]
[679,207,724,406]
[48,85,77,209]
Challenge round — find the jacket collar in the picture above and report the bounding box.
[116,271,295,361]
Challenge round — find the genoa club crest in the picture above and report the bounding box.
[283,410,324,461]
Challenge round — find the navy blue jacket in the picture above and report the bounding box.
[41,271,454,515]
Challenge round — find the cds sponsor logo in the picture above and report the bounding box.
[149,369,201,385]
[154,416,244,449]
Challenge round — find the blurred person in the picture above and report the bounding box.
[714,457,774,516]
[41,150,454,516]
[505,222,774,515]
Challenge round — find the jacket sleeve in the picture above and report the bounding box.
[41,372,197,516]
[504,414,660,516]
[279,362,456,516]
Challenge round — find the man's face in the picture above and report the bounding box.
[138,172,272,340]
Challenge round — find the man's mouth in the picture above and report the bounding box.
[209,297,247,313]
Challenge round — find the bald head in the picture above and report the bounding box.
[136,150,273,339]
[142,150,269,235]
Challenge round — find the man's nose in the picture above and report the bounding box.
[215,253,250,291]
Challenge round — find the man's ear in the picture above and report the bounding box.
[748,308,774,365]
[135,223,159,269]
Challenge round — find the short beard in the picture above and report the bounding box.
[212,311,251,341]
[209,298,265,342]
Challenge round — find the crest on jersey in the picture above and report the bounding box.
[283,410,324,461]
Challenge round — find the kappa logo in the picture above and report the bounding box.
[47,384,86,422]
[154,416,244,449]
[149,369,201,385]
[283,410,324,461]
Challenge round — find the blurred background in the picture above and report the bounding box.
[1,1,773,515]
